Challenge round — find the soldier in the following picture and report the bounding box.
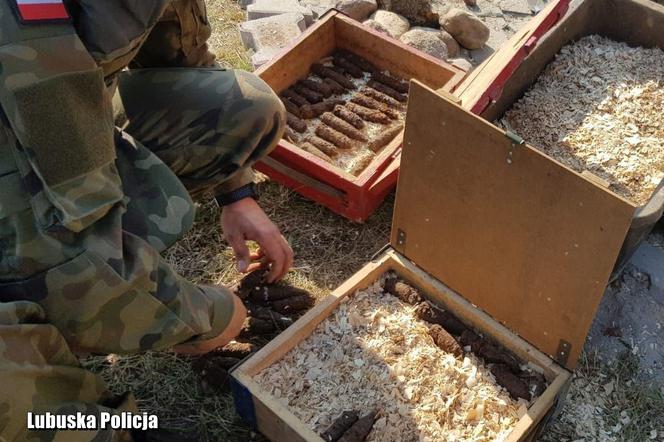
[0,0,291,440]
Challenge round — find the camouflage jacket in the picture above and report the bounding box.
[0,1,250,279]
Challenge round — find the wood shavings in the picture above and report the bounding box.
[501,35,664,206]
[253,279,523,441]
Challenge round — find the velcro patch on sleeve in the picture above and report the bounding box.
[14,0,70,23]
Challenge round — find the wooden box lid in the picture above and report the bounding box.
[391,81,636,369]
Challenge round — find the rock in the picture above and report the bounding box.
[448,57,473,72]
[247,0,315,26]
[301,0,376,20]
[239,0,255,9]
[377,0,446,26]
[464,0,477,6]
[299,0,336,18]
[362,18,390,35]
[439,29,460,58]
[369,10,410,39]
[239,13,307,52]
[399,27,451,60]
[440,8,490,50]
[336,0,378,21]
[251,48,281,69]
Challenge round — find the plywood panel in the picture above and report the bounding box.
[392,82,636,369]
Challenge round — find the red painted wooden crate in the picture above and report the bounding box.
[254,10,466,222]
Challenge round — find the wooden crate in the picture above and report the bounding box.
[455,0,664,277]
[231,82,636,441]
[253,10,466,222]
[231,250,571,442]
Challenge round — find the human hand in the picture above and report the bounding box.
[220,197,293,283]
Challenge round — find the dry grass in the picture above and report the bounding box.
[206,0,252,71]
[85,2,664,440]
[543,351,664,442]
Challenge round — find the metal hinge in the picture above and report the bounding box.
[505,131,525,165]
[505,131,525,145]
[554,339,572,366]
[396,229,406,249]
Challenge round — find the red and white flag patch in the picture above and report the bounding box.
[15,0,70,23]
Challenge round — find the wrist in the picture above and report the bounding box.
[215,183,258,207]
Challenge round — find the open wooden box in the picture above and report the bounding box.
[253,10,466,222]
[455,0,664,279]
[231,82,636,440]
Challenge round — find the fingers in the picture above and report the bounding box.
[267,235,294,283]
[226,232,251,273]
[249,250,265,261]
[245,262,264,273]
[256,229,294,283]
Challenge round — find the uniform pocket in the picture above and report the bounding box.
[12,68,116,187]
[8,68,124,232]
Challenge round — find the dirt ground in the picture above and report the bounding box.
[86,1,664,440]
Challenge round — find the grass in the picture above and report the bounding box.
[85,1,664,440]
[544,351,664,441]
[206,0,252,71]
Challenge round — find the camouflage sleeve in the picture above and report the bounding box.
[130,0,217,68]
[213,168,257,196]
[0,6,122,233]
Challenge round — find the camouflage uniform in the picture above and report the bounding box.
[0,0,285,440]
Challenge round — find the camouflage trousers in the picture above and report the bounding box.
[0,68,285,441]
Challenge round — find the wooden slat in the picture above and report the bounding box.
[507,372,571,441]
[235,373,321,442]
[393,82,636,369]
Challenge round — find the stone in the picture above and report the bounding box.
[300,0,376,20]
[399,27,451,60]
[369,10,410,39]
[439,29,460,58]
[498,0,532,15]
[247,0,315,26]
[448,57,473,72]
[336,0,378,21]
[251,48,282,69]
[240,0,255,9]
[377,0,447,26]
[299,0,337,18]
[362,19,391,35]
[239,13,307,52]
[440,8,490,50]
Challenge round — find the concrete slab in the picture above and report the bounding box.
[247,0,315,26]
[239,12,307,52]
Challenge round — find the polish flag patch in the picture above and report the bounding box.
[15,0,70,23]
